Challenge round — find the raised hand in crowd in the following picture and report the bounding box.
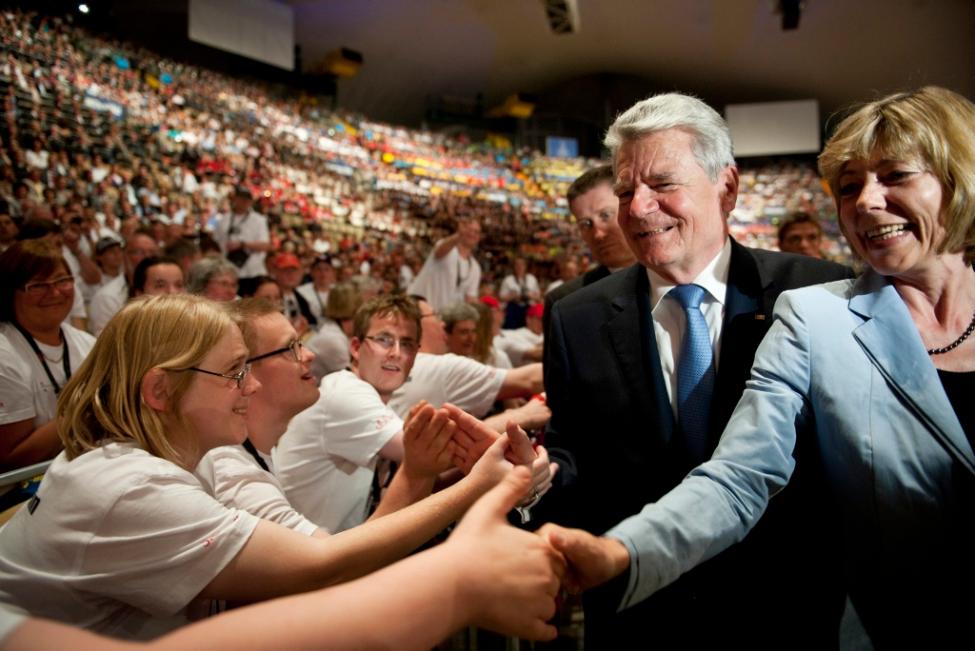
[445,465,565,641]
[400,400,457,480]
[444,402,557,501]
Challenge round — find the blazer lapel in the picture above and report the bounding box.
[850,272,975,475]
[605,266,676,446]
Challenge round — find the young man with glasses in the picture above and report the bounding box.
[273,295,443,532]
[194,300,329,536]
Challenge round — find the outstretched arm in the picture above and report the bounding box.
[3,469,564,651]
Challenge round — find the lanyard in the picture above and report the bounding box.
[12,321,71,395]
[242,438,270,472]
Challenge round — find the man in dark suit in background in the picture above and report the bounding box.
[543,165,635,340]
[540,93,852,649]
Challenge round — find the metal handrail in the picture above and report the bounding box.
[0,460,52,488]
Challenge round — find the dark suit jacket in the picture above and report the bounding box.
[543,265,611,334]
[541,240,854,649]
[542,265,612,372]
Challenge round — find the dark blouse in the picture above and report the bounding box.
[937,369,975,450]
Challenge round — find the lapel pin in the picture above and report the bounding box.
[754,314,766,320]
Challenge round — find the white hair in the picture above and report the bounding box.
[604,92,735,181]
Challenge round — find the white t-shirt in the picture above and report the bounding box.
[398,264,414,292]
[60,246,87,321]
[545,279,565,294]
[305,318,350,382]
[488,343,513,369]
[407,244,480,311]
[0,443,259,640]
[80,271,122,307]
[212,210,270,279]
[0,323,95,428]
[195,444,320,537]
[495,328,544,367]
[296,282,329,324]
[273,370,400,533]
[388,352,505,419]
[499,273,541,303]
[0,604,25,646]
[87,274,127,336]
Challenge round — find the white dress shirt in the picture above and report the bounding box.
[646,238,731,420]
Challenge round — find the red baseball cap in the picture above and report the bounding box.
[480,295,501,309]
[526,303,544,319]
[272,253,301,269]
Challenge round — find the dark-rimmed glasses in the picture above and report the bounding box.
[247,339,304,364]
[183,363,252,389]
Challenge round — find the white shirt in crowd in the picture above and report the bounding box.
[0,322,95,431]
[273,370,400,533]
[0,443,259,640]
[60,246,87,322]
[87,274,128,336]
[195,445,319,536]
[212,209,270,279]
[295,282,329,324]
[0,604,24,646]
[407,244,480,311]
[499,273,541,302]
[398,264,414,292]
[305,319,350,382]
[495,328,543,368]
[387,352,505,419]
[488,342,513,369]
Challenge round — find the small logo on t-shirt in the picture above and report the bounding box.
[27,495,40,515]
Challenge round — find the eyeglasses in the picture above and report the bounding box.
[364,334,418,354]
[247,339,304,364]
[577,211,614,233]
[22,275,75,297]
[184,363,252,389]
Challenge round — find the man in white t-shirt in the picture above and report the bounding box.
[389,298,549,434]
[407,217,481,311]
[296,255,336,325]
[194,302,324,537]
[496,303,545,367]
[212,186,271,280]
[88,232,158,335]
[275,295,446,532]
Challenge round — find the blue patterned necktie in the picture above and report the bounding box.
[669,284,715,463]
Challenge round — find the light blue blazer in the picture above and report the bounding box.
[608,270,975,644]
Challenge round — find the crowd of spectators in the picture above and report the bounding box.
[0,9,849,307]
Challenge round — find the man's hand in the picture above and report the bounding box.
[536,524,631,594]
[447,466,565,640]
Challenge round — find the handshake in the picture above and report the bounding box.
[401,400,631,642]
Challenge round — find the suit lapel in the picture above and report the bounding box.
[606,266,675,446]
[711,242,770,446]
[850,272,975,475]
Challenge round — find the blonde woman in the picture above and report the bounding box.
[0,295,563,641]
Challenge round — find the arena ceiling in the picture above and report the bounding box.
[284,0,975,129]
